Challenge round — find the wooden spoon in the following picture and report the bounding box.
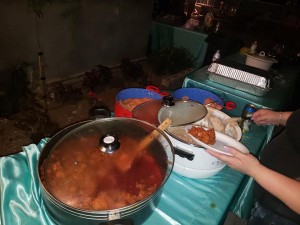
[116,118,172,172]
[139,118,172,150]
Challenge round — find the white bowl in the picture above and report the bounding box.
[167,134,225,170]
[245,51,278,71]
[165,107,242,179]
[166,133,225,180]
[173,161,226,179]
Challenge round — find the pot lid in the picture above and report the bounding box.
[42,117,173,211]
[245,51,278,63]
[132,96,207,126]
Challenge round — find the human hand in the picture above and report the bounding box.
[251,108,280,126]
[206,146,261,176]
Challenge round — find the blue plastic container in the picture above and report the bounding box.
[172,88,224,107]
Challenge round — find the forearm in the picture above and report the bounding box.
[251,164,300,214]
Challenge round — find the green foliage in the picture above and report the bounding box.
[149,47,194,75]
[27,0,52,17]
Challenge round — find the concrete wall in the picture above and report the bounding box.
[0,0,154,82]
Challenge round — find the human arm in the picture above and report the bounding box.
[207,147,300,214]
[251,108,293,126]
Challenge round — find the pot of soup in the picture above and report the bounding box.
[37,117,174,225]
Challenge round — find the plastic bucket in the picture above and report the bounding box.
[172,88,224,107]
[114,88,163,117]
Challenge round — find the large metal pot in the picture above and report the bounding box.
[37,117,174,225]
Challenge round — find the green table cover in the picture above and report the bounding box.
[150,21,208,69]
[1,122,269,225]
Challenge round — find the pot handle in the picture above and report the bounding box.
[146,85,170,96]
[224,101,236,110]
[174,146,195,161]
[98,218,134,225]
[89,105,111,120]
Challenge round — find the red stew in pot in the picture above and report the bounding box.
[41,133,167,211]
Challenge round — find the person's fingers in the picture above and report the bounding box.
[206,149,223,159]
[206,149,233,163]
[224,146,241,157]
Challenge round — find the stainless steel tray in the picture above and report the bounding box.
[207,59,272,96]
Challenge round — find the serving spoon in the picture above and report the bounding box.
[115,118,172,173]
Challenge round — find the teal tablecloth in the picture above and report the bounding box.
[150,21,208,69]
[1,123,269,225]
[182,53,300,218]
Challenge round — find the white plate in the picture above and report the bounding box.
[195,107,242,141]
[185,125,249,156]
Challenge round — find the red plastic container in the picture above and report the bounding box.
[114,88,162,118]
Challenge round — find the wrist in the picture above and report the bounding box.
[250,163,264,178]
[278,111,283,126]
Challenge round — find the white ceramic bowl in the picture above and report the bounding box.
[245,51,278,71]
[166,107,242,179]
[173,161,226,179]
[167,133,225,166]
[166,133,226,179]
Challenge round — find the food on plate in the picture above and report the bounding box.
[188,126,216,145]
[119,98,154,111]
[167,106,241,145]
[208,115,225,133]
[224,123,238,140]
[167,126,198,145]
[203,97,223,110]
[197,107,240,140]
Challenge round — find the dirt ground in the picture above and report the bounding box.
[0,60,190,157]
[0,66,144,156]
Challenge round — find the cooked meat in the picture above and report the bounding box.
[188,126,216,145]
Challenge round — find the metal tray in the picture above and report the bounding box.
[208,72,270,96]
[207,59,272,96]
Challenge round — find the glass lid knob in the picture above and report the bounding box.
[99,134,120,154]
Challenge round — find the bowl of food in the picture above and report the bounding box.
[245,51,278,71]
[114,88,162,118]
